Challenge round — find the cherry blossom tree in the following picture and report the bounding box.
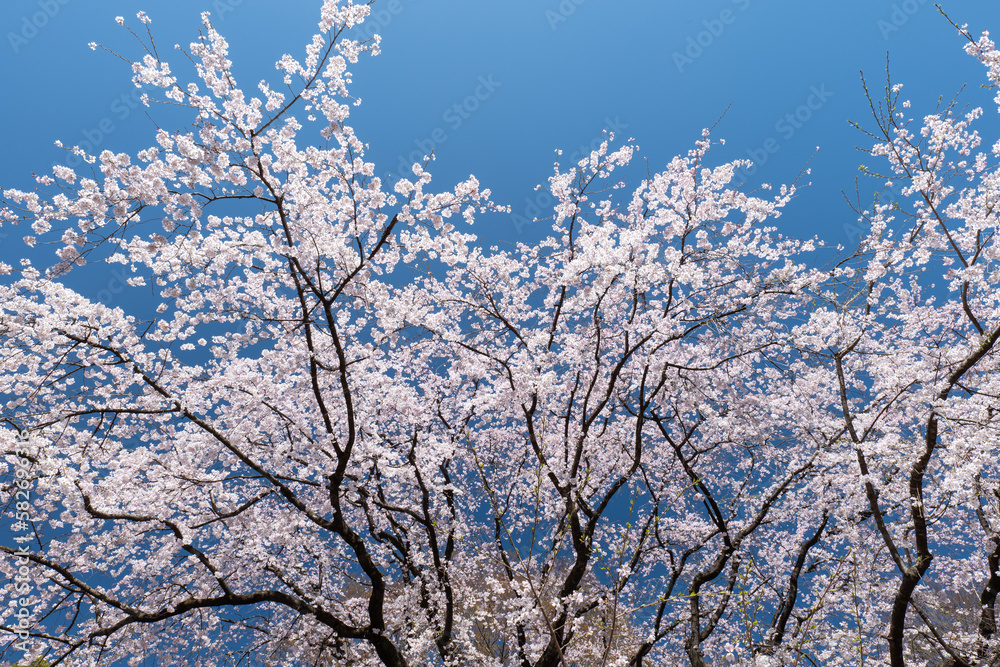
[779,19,1000,667]
[1,2,999,666]
[803,20,1000,667]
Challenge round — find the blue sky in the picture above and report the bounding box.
[0,1,998,661]
[2,0,997,276]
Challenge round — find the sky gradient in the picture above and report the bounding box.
[0,2,999,663]
[0,0,997,326]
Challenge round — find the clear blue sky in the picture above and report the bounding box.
[2,1,997,270]
[0,2,997,661]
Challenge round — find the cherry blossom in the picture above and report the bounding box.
[1,3,999,667]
